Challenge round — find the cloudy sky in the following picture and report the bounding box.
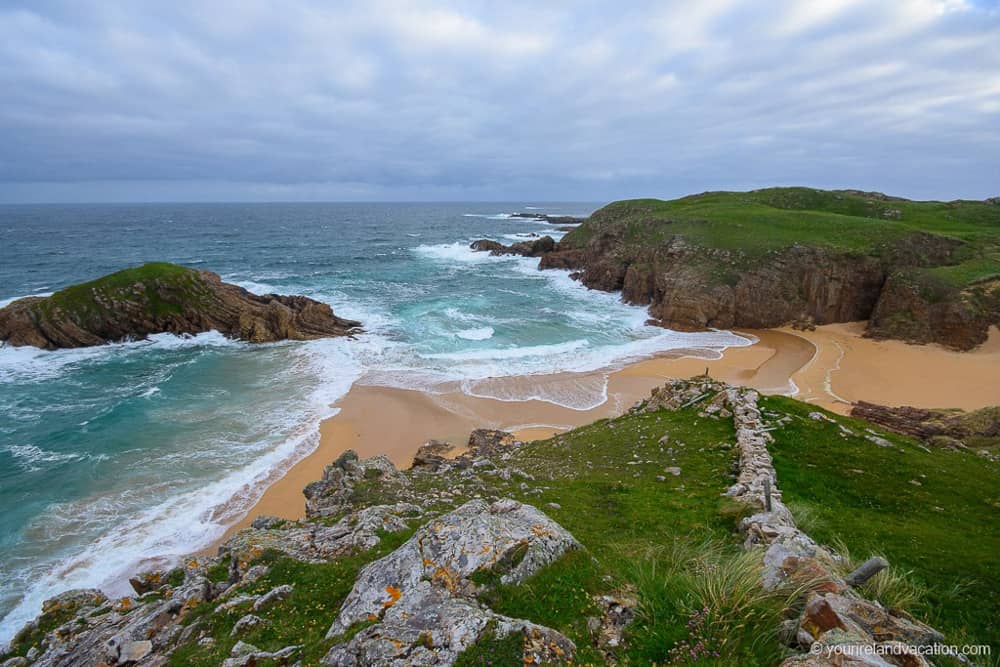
[0,0,998,203]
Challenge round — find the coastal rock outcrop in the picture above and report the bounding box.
[850,401,1000,451]
[469,236,556,258]
[324,498,580,666]
[508,213,584,225]
[0,262,362,350]
[522,189,1000,350]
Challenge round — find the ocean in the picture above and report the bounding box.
[0,202,751,643]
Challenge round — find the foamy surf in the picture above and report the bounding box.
[1,202,763,648]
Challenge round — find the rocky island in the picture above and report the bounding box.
[474,188,1000,350]
[0,262,362,350]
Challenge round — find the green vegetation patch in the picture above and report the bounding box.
[761,396,1000,650]
[37,262,212,326]
[170,530,415,667]
[563,188,1000,288]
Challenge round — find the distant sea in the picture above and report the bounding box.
[0,202,751,642]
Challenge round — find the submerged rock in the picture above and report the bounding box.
[469,236,556,258]
[0,262,362,350]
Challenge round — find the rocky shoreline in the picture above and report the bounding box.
[474,192,1000,351]
[0,263,362,350]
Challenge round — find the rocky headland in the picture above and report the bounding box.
[0,262,362,350]
[474,188,1000,350]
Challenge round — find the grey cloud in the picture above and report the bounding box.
[0,0,997,202]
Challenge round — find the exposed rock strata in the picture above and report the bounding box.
[0,263,361,350]
[469,235,555,257]
[501,192,1000,350]
[851,401,1000,451]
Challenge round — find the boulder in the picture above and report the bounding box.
[411,440,455,471]
[466,429,517,458]
[324,499,580,665]
[304,451,409,519]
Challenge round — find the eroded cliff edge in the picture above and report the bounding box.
[0,262,362,349]
[479,188,1000,350]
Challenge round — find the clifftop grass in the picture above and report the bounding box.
[168,392,998,665]
[38,262,210,323]
[564,187,1000,287]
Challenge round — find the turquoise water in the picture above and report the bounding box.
[0,203,750,642]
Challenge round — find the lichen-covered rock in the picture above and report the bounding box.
[223,502,420,567]
[324,499,579,665]
[303,450,410,519]
[21,575,212,667]
[799,593,944,648]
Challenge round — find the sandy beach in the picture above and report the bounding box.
[216,323,1000,543]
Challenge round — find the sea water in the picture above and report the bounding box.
[0,203,751,643]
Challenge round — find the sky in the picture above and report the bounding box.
[0,0,998,203]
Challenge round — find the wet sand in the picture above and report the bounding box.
[214,323,1000,545]
[782,322,1000,413]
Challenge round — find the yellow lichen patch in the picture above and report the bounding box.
[530,524,552,538]
[115,598,133,613]
[431,566,460,592]
[367,613,379,622]
[383,584,402,608]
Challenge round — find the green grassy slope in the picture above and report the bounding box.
[168,393,998,666]
[564,187,1000,286]
[37,262,211,325]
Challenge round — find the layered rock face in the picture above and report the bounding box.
[521,203,997,350]
[469,235,556,257]
[851,401,1000,451]
[0,263,361,350]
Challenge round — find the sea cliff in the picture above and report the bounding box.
[475,188,1000,350]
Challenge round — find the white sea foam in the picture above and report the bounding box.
[0,331,243,384]
[0,334,368,645]
[455,327,495,341]
[462,213,513,220]
[4,445,88,472]
[412,241,496,263]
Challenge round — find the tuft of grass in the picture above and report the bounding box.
[454,623,524,667]
[829,538,929,612]
[625,539,819,666]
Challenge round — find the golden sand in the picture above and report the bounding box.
[213,324,1000,546]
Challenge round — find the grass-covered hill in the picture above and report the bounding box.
[11,380,993,666]
[543,187,1000,349]
[0,262,361,349]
